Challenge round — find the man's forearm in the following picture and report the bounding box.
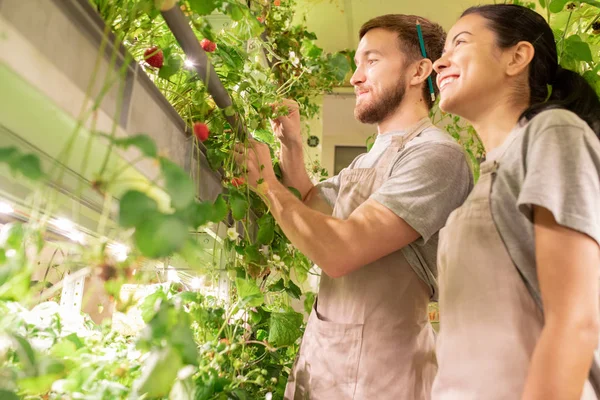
[279,141,314,200]
[264,177,348,277]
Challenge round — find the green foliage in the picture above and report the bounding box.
[0,147,44,181]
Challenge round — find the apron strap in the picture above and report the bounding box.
[377,117,433,169]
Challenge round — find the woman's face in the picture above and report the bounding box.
[433,14,512,120]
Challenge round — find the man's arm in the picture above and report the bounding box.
[235,138,419,277]
[235,137,472,278]
[271,100,332,214]
[279,141,332,215]
[263,178,419,277]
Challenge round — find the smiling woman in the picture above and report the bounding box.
[432,4,600,400]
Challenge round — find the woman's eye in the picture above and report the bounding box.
[455,39,465,46]
[368,59,378,65]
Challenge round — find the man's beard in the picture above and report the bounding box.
[354,82,406,124]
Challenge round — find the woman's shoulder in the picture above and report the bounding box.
[524,109,593,137]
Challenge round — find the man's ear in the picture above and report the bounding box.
[409,59,433,86]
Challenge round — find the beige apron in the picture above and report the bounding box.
[432,160,597,399]
[285,118,437,400]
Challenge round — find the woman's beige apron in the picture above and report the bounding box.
[285,118,437,400]
[432,160,597,399]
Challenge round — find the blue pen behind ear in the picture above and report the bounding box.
[416,20,436,103]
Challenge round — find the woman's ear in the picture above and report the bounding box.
[506,41,535,77]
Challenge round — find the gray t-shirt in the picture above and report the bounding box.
[487,109,600,308]
[317,126,474,300]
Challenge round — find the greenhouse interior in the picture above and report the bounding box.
[1,0,599,399]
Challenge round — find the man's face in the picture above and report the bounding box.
[351,28,409,124]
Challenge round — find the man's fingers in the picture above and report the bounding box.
[233,142,246,154]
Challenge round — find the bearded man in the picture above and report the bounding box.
[234,14,473,400]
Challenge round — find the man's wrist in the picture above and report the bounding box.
[280,137,303,150]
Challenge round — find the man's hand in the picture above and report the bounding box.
[271,99,302,147]
[233,138,277,191]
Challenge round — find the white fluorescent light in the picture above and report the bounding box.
[108,242,129,262]
[167,266,180,283]
[191,277,203,289]
[0,202,14,214]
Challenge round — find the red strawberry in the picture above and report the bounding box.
[200,38,217,53]
[231,177,245,188]
[143,47,164,68]
[193,122,210,142]
[274,0,281,6]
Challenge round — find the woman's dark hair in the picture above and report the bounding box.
[462,4,600,137]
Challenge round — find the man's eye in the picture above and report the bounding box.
[368,59,378,65]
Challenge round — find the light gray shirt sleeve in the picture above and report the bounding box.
[371,142,473,244]
[517,123,600,245]
[315,173,341,208]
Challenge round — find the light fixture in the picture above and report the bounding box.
[167,266,180,283]
[0,202,14,214]
[108,242,129,262]
[51,218,86,244]
[51,218,75,232]
[184,58,195,69]
[191,277,204,289]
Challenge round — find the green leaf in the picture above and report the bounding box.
[268,278,301,299]
[235,277,264,307]
[225,3,245,21]
[113,134,158,158]
[268,311,303,346]
[11,334,36,374]
[170,377,196,400]
[286,280,302,300]
[134,346,182,397]
[539,0,546,8]
[189,0,217,15]
[12,154,43,180]
[119,190,159,228]
[160,157,195,209]
[18,373,62,395]
[191,201,214,228]
[134,214,188,258]
[243,244,265,264]
[211,194,229,223]
[159,55,182,80]
[206,148,226,170]
[0,390,19,400]
[287,186,302,200]
[268,278,285,292]
[565,35,593,62]
[304,292,316,314]
[328,53,351,82]
[0,147,18,162]
[252,129,275,146]
[549,0,568,13]
[229,191,248,221]
[141,288,167,323]
[256,214,275,245]
[49,339,77,359]
[171,319,199,366]
[230,389,250,400]
[1,223,25,249]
